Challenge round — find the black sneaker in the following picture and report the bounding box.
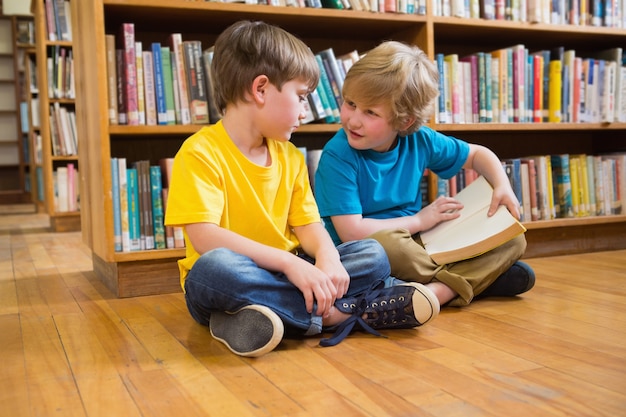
[320,282,440,347]
[209,305,284,357]
[477,260,536,299]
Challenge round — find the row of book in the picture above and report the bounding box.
[303,48,362,125]
[111,157,184,252]
[435,46,625,124]
[108,24,221,127]
[114,149,623,253]
[53,163,79,213]
[43,0,73,42]
[433,153,625,222]
[46,45,75,100]
[49,102,78,156]
[203,0,428,14]
[434,0,626,28]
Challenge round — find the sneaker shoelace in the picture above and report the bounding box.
[319,283,391,347]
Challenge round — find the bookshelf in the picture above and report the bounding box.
[31,0,80,231]
[73,0,626,297]
[0,15,32,205]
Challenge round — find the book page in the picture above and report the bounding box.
[420,176,526,264]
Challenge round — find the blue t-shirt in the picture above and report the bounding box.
[315,126,470,244]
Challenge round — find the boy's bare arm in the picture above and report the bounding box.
[186,222,339,317]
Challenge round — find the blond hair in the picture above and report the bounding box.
[342,41,439,135]
[212,21,320,111]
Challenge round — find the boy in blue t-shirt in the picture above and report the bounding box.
[315,41,535,307]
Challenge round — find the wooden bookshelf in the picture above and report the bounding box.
[31,0,80,231]
[0,15,33,205]
[73,0,626,297]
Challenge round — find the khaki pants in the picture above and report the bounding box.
[369,228,527,307]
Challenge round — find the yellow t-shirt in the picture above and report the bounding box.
[164,121,320,289]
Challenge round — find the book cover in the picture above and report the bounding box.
[105,34,118,125]
[118,158,131,251]
[151,43,168,125]
[150,166,166,249]
[160,46,176,124]
[550,154,574,218]
[201,46,224,124]
[548,47,564,123]
[521,159,539,221]
[420,176,526,265]
[117,23,139,126]
[135,42,146,125]
[127,167,142,251]
[314,54,340,122]
[142,51,157,125]
[183,40,209,124]
[317,48,345,106]
[111,158,123,252]
[169,33,192,125]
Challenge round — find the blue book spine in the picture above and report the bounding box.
[151,43,168,125]
[314,54,340,122]
[111,158,123,252]
[150,165,166,249]
[435,53,448,123]
[127,168,142,251]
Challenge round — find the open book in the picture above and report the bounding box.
[420,176,526,265]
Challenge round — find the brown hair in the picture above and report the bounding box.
[211,20,320,112]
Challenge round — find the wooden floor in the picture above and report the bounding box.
[1,213,625,417]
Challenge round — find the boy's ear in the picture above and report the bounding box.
[399,116,416,131]
[251,75,270,103]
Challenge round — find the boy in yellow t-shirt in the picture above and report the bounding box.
[164,21,440,357]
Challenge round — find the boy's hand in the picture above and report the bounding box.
[489,185,521,220]
[416,196,463,232]
[283,257,342,318]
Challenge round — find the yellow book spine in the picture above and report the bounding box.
[548,60,562,122]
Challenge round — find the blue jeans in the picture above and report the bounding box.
[184,239,393,337]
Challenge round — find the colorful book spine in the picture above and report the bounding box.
[142,50,157,125]
[548,47,564,123]
[135,41,146,125]
[183,40,209,124]
[151,43,168,125]
[169,33,192,125]
[118,158,131,252]
[127,168,141,251]
[111,158,123,252]
[160,46,176,124]
[150,165,166,249]
[118,23,139,125]
[550,154,574,218]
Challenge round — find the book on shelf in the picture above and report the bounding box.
[127,167,142,251]
[550,154,574,218]
[160,46,177,125]
[135,42,146,125]
[548,46,564,123]
[117,158,131,252]
[105,34,118,125]
[420,176,526,265]
[151,42,168,125]
[117,23,139,126]
[183,40,209,124]
[169,33,192,125]
[111,158,123,252]
[150,165,167,249]
[142,50,157,125]
[201,46,224,124]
